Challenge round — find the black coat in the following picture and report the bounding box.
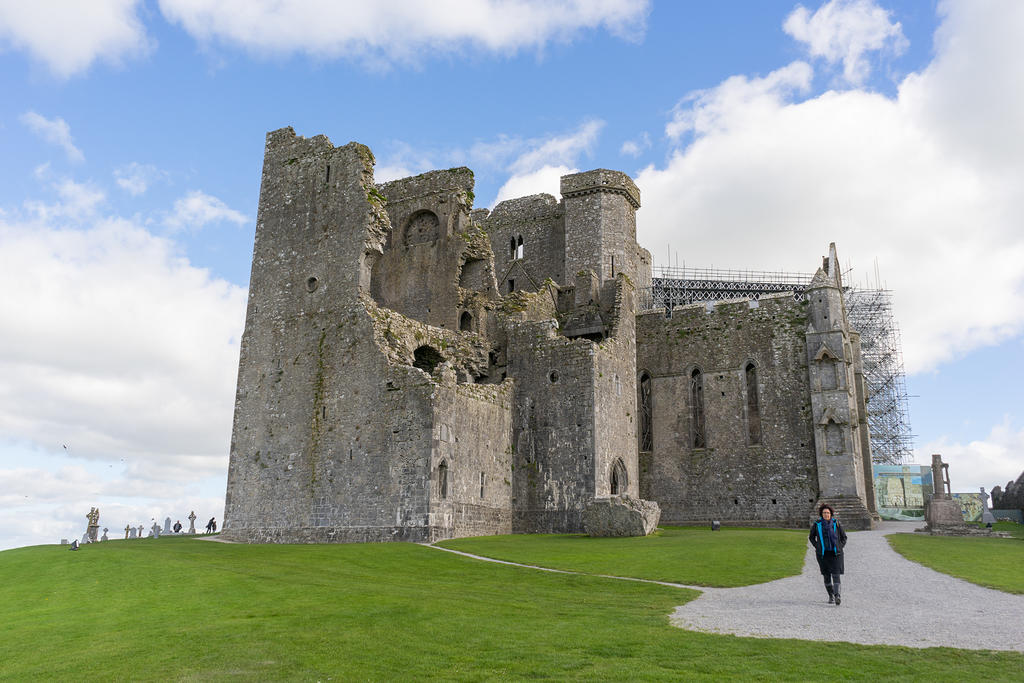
[809,518,847,575]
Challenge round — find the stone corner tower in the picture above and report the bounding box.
[805,243,875,530]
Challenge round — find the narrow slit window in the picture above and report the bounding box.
[745,362,761,445]
[638,372,652,452]
[479,471,485,498]
[690,368,706,448]
[438,461,448,500]
[516,235,524,259]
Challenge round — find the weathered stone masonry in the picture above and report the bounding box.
[223,128,875,543]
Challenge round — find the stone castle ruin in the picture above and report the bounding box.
[222,127,876,544]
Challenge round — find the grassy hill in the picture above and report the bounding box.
[1,529,1021,681]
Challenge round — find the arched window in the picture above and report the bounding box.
[745,362,761,445]
[459,311,473,332]
[510,237,516,259]
[413,345,444,374]
[515,235,524,259]
[638,371,652,452]
[610,458,628,495]
[438,460,448,500]
[690,367,705,448]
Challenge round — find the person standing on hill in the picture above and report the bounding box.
[809,504,847,605]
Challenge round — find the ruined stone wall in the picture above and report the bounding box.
[429,379,515,540]
[592,276,639,499]
[225,129,506,544]
[636,294,818,526]
[225,128,442,542]
[484,194,564,292]
[507,316,598,533]
[371,169,475,330]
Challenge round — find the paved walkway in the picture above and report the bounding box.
[670,522,1024,651]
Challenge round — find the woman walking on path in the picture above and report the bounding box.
[809,504,847,605]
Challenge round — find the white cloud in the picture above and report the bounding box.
[114,162,161,196]
[492,120,603,206]
[158,0,648,67]
[636,1,1024,374]
[0,0,151,78]
[164,190,248,231]
[620,132,650,157]
[494,164,576,206]
[508,120,603,175]
[666,62,812,141]
[24,179,105,221]
[0,214,247,471]
[20,111,84,162]
[917,418,1024,496]
[784,0,907,86]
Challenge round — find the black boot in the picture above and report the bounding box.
[825,584,835,604]
[833,584,841,606]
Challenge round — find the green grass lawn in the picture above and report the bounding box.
[439,526,808,586]
[887,532,1024,594]
[976,521,1024,539]
[1,535,1021,681]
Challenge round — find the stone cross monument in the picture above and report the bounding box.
[925,454,964,528]
[188,510,197,534]
[85,507,100,542]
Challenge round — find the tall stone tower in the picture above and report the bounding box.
[805,243,874,529]
[561,170,642,284]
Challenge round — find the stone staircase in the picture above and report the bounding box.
[811,496,874,530]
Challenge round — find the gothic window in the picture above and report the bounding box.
[690,367,706,449]
[610,458,628,495]
[638,371,653,452]
[745,362,761,445]
[459,311,473,332]
[438,460,448,500]
[516,235,524,259]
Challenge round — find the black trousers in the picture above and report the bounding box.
[823,574,841,593]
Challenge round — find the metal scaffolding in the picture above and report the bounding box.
[640,265,913,465]
[843,286,914,465]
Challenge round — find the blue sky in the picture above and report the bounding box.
[1,0,1022,550]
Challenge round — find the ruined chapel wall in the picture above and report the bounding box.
[429,381,514,540]
[636,294,818,526]
[371,169,475,329]
[485,194,565,292]
[507,320,597,532]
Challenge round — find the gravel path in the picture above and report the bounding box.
[670,521,1024,651]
